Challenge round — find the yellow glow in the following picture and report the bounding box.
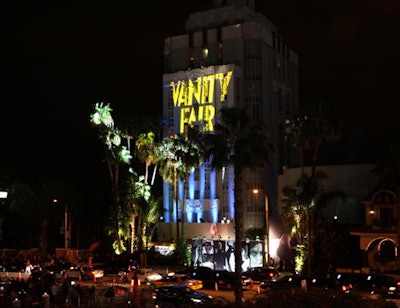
[269,229,281,259]
[170,71,233,133]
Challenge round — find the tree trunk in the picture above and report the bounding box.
[306,206,312,275]
[113,164,120,244]
[181,175,189,239]
[39,218,48,260]
[174,167,180,240]
[131,209,136,253]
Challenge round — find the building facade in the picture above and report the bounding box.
[351,188,400,272]
[160,0,299,242]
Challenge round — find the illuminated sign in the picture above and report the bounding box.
[170,71,233,133]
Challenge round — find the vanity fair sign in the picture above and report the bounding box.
[163,64,238,134]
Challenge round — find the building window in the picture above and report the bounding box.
[202,29,208,47]
[380,207,394,226]
[217,28,223,64]
[189,33,194,68]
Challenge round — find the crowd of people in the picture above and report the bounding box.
[0,253,93,307]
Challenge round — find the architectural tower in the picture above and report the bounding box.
[160,0,299,241]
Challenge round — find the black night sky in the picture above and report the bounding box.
[2,0,400,184]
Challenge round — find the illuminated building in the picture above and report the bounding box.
[158,0,299,242]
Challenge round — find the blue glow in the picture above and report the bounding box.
[200,164,205,199]
[210,199,218,222]
[172,200,177,223]
[163,182,170,223]
[189,172,195,199]
[178,180,184,200]
[210,169,216,199]
[187,206,193,222]
[228,166,235,219]
[162,164,236,223]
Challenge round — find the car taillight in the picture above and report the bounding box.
[341,284,352,293]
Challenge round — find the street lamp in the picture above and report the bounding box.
[53,198,70,249]
[265,195,269,266]
[0,190,7,241]
[252,189,269,267]
[0,177,10,205]
[0,177,11,242]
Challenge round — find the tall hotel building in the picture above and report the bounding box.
[159,0,299,242]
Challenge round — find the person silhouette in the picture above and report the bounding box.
[215,241,225,270]
[225,241,234,271]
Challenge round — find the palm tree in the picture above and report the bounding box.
[10,180,77,258]
[125,172,160,251]
[91,103,165,255]
[117,114,163,254]
[156,128,204,265]
[203,105,273,306]
[157,135,182,240]
[90,102,133,255]
[284,101,341,274]
[136,131,158,185]
[174,126,204,238]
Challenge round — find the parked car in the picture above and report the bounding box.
[189,266,216,288]
[82,264,105,280]
[98,285,133,306]
[242,266,280,284]
[189,267,251,289]
[152,284,213,306]
[61,265,84,280]
[214,270,236,290]
[150,273,203,290]
[334,272,400,297]
[1,261,26,273]
[261,274,353,294]
[119,268,163,284]
[102,259,133,275]
[0,277,30,306]
[43,261,72,276]
[214,270,252,290]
